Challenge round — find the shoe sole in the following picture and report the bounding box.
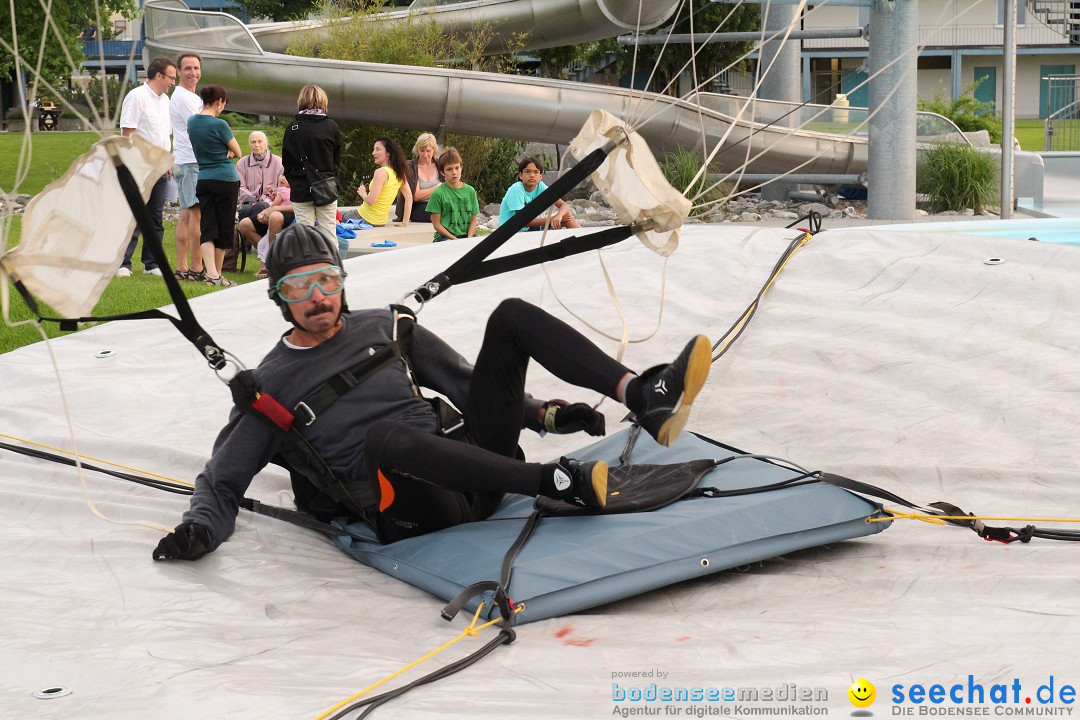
[655,335,712,447]
[591,461,609,509]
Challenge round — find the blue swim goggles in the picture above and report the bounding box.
[275,265,347,303]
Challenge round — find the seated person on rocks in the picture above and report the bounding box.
[236,174,294,279]
[498,156,580,231]
[152,224,712,558]
[236,131,283,206]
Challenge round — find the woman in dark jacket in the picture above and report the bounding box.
[282,84,342,245]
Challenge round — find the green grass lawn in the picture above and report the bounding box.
[1014,119,1047,153]
[1,126,284,196]
[0,131,106,196]
[2,125,285,354]
[2,214,261,355]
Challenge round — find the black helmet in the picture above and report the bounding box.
[266,224,348,324]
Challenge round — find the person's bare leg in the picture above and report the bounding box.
[199,241,219,280]
[175,208,193,273]
[187,206,203,273]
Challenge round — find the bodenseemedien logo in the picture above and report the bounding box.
[849,679,877,716]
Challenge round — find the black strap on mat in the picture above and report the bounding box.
[818,473,1080,543]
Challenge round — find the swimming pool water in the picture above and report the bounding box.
[858,218,1080,246]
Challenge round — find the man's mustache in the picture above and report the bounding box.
[305,301,334,318]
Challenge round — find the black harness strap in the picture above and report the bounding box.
[460,224,639,284]
[292,318,416,426]
[406,142,627,305]
[240,497,375,543]
[229,368,378,521]
[229,313,421,522]
[441,507,544,626]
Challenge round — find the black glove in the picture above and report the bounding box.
[543,400,606,436]
[153,522,213,561]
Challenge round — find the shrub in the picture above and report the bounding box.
[54,76,133,126]
[288,0,526,206]
[916,142,999,214]
[444,133,525,205]
[661,148,729,217]
[918,80,1002,144]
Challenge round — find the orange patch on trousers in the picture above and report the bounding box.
[378,469,395,512]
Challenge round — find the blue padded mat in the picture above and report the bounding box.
[334,428,890,623]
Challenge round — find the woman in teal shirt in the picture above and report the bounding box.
[188,84,242,286]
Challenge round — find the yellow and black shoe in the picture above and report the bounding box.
[627,334,712,447]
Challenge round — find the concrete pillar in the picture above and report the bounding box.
[758,3,802,201]
[868,0,918,220]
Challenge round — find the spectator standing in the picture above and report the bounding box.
[237,131,283,205]
[354,136,412,228]
[427,147,479,242]
[188,85,242,286]
[395,132,442,224]
[498,156,580,231]
[116,56,175,277]
[169,52,205,281]
[282,84,342,245]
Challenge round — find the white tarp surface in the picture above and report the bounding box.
[1,224,1077,719]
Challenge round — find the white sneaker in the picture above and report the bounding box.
[143,267,163,276]
[115,267,132,277]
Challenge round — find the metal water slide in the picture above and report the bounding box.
[144,0,871,176]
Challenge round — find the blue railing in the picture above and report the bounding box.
[81,40,145,58]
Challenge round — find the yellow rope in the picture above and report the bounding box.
[313,601,524,720]
[0,432,195,488]
[869,509,1080,525]
[713,231,812,359]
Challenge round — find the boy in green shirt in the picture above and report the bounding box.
[427,147,480,242]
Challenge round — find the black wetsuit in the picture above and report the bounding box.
[184,299,630,546]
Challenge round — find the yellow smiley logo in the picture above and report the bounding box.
[848,679,876,708]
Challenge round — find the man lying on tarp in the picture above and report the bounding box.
[153,224,711,559]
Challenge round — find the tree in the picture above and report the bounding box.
[586,0,759,95]
[238,0,411,22]
[1,0,136,90]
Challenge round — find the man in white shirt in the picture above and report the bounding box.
[117,56,175,277]
[169,52,205,280]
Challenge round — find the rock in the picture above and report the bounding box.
[961,208,975,216]
[797,202,830,216]
[482,203,501,217]
[916,209,929,216]
[0,193,34,216]
[771,210,799,220]
[588,191,610,207]
[736,212,762,223]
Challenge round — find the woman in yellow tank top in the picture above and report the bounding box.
[356,136,413,226]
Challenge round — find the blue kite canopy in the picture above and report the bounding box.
[334,428,890,623]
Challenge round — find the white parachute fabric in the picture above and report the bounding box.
[568,109,691,256]
[1,135,173,318]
